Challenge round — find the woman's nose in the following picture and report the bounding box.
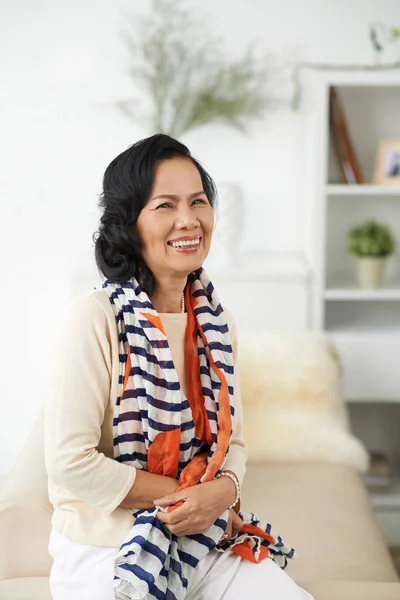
[176,206,199,229]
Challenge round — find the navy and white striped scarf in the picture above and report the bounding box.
[99,268,295,600]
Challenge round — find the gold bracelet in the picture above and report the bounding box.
[216,470,240,509]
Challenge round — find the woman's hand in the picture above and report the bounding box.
[218,509,243,545]
[154,476,236,536]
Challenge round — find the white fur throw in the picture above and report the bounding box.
[238,333,369,473]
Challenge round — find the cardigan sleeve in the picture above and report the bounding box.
[44,293,136,515]
[222,308,247,487]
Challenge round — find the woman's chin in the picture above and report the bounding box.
[170,254,205,274]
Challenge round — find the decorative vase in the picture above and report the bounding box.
[212,182,245,269]
[356,257,386,289]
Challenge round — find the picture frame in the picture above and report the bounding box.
[373,140,400,186]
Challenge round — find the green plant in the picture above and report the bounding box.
[347,220,396,258]
[370,23,400,56]
[117,0,284,137]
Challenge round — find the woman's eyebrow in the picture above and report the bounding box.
[150,191,206,201]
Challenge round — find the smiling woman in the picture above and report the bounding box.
[44,134,312,600]
[134,155,215,313]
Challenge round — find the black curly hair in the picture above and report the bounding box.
[93,133,217,296]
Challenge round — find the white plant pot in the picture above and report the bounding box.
[356,257,386,289]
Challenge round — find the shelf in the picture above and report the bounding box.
[327,326,400,336]
[346,397,400,404]
[327,330,400,401]
[326,185,400,197]
[324,287,400,301]
[371,476,400,511]
[310,69,400,89]
[328,326,400,338]
[328,327,400,339]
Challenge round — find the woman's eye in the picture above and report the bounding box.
[156,199,207,209]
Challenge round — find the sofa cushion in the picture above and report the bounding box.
[238,333,369,472]
[0,502,53,581]
[241,462,399,584]
[0,577,51,600]
[2,577,399,600]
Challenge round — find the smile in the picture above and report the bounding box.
[167,236,201,252]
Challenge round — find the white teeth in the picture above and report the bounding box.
[170,239,200,248]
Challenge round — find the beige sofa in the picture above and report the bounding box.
[0,410,399,600]
[1,329,400,599]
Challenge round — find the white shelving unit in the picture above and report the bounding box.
[302,68,400,545]
[326,184,400,196]
[324,287,400,300]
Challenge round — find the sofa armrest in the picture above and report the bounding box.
[0,576,51,600]
[0,501,53,581]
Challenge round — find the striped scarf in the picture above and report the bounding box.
[99,268,295,600]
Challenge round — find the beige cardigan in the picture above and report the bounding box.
[44,289,247,547]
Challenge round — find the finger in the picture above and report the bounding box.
[156,505,190,525]
[153,491,188,507]
[232,513,243,528]
[218,531,230,546]
[226,520,233,539]
[231,514,243,537]
[232,523,240,537]
[166,523,192,536]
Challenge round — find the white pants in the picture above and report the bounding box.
[48,528,314,600]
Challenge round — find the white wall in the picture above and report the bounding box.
[1,0,398,480]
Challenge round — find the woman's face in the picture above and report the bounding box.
[135,156,214,280]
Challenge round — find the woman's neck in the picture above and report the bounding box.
[150,277,187,313]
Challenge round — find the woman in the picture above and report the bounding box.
[45,134,314,600]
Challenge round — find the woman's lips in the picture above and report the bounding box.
[167,237,202,253]
[170,244,200,253]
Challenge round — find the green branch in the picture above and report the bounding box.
[117,0,283,137]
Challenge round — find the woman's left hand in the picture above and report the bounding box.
[154,476,236,536]
[219,508,243,545]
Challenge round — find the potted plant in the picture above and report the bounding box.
[117,0,286,138]
[347,219,396,289]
